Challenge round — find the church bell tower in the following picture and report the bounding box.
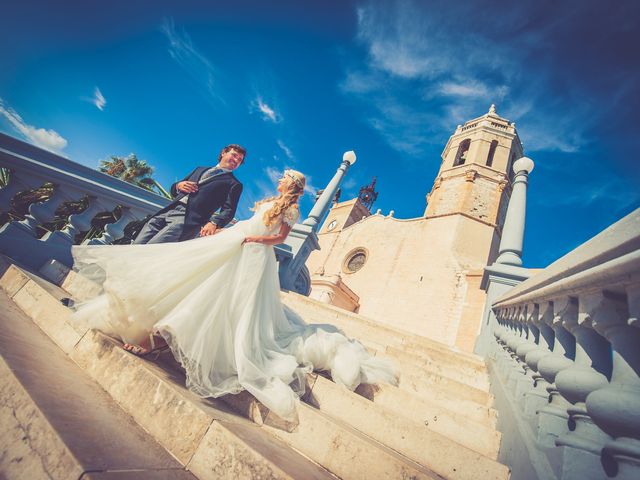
[425,105,523,231]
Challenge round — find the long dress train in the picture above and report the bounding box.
[70,202,397,421]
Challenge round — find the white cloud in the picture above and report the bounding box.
[437,81,509,101]
[160,18,224,106]
[277,139,294,160]
[93,87,106,110]
[265,165,281,184]
[341,1,597,157]
[0,98,68,153]
[251,95,280,123]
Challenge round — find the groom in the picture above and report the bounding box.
[133,144,245,244]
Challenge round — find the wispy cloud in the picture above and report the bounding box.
[251,95,281,123]
[0,98,67,153]
[93,87,106,110]
[342,0,604,157]
[277,139,294,160]
[160,18,224,106]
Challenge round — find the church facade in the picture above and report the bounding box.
[306,106,524,352]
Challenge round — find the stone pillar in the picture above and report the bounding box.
[303,151,356,231]
[495,157,534,267]
[280,151,356,294]
[586,287,640,480]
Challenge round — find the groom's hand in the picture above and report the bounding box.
[177,181,199,194]
[200,222,219,237]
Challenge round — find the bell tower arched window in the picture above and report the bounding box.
[486,140,498,167]
[453,139,470,166]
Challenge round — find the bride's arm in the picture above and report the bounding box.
[244,222,292,246]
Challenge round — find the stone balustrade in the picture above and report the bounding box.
[0,133,323,295]
[0,132,171,269]
[488,208,640,480]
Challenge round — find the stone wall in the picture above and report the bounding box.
[306,213,498,349]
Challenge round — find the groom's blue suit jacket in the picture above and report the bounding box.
[153,166,243,241]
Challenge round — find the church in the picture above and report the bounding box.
[306,105,523,353]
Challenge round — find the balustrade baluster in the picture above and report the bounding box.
[513,304,540,401]
[586,287,640,480]
[536,297,576,446]
[11,186,70,236]
[553,292,612,479]
[43,196,112,245]
[0,170,38,214]
[86,207,138,245]
[523,301,556,416]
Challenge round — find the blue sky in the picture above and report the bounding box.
[1,0,638,267]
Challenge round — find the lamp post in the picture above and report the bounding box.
[496,157,535,267]
[303,150,357,231]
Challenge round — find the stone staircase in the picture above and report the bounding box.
[0,255,510,479]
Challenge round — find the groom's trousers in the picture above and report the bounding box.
[133,204,195,244]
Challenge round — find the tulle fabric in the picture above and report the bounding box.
[70,203,397,421]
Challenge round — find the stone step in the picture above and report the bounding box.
[384,344,489,387]
[0,260,339,480]
[308,373,504,465]
[384,351,493,407]
[281,291,487,369]
[282,294,492,396]
[1,260,449,479]
[0,289,196,480]
[355,381,500,453]
[78,331,438,480]
[5,258,510,479]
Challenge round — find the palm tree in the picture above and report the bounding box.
[99,154,171,199]
[0,167,10,189]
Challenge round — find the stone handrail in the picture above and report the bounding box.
[489,208,640,480]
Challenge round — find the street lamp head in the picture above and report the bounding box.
[513,156,534,174]
[343,150,357,165]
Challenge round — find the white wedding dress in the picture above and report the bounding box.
[70,201,397,421]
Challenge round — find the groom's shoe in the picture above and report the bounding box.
[60,297,75,308]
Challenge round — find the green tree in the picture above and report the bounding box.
[99,154,171,199]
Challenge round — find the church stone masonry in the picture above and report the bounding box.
[306,105,524,352]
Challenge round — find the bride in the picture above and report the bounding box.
[70,169,397,421]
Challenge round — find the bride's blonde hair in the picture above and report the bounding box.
[252,169,306,227]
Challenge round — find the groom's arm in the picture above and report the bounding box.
[209,182,243,229]
[170,168,199,198]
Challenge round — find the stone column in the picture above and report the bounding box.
[586,287,640,480]
[303,151,356,231]
[280,151,356,294]
[496,157,534,267]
